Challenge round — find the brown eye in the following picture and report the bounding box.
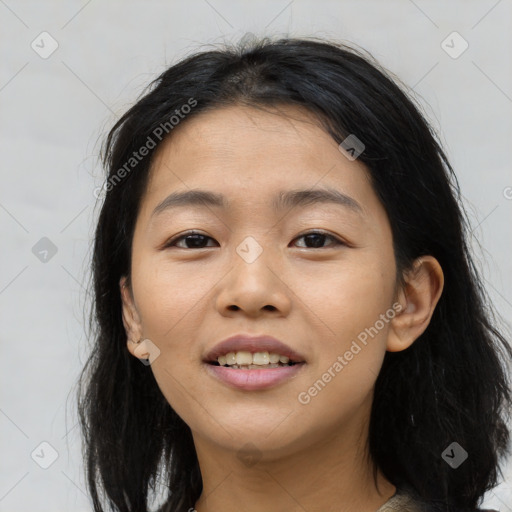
[164,230,344,250]
[293,231,344,249]
[165,231,218,249]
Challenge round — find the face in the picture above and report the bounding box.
[120,104,413,460]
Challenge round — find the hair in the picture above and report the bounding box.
[77,36,512,512]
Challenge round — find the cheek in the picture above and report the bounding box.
[132,258,216,342]
[130,259,217,419]
[296,256,395,393]
[292,254,396,342]
[338,265,395,338]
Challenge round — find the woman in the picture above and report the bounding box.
[78,37,511,512]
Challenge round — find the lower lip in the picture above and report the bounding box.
[204,363,306,390]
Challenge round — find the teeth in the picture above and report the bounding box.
[253,352,269,365]
[225,352,236,365]
[235,351,253,365]
[216,351,295,367]
[269,353,280,364]
[231,363,281,369]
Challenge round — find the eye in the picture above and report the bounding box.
[163,230,344,250]
[292,230,344,249]
[164,231,218,249]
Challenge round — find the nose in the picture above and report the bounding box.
[215,246,292,318]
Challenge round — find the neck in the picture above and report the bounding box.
[192,402,396,512]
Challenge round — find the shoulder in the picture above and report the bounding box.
[382,485,501,512]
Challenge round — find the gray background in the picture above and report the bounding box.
[1,1,511,510]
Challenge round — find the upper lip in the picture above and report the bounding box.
[204,334,306,363]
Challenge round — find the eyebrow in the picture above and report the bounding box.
[151,187,364,218]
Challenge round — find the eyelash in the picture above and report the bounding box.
[163,230,345,250]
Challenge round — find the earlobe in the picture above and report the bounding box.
[386,256,444,353]
[119,276,144,357]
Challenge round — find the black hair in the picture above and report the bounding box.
[77,36,512,512]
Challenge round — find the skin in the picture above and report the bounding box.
[120,105,444,512]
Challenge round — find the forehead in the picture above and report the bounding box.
[149,105,337,175]
[139,105,380,221]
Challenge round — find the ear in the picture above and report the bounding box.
[387,256,444,352]
[119,275,144,358]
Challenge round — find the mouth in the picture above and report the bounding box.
[203,334,306,366]
[207,350,303,369]
[203,334,307,390]
[204,359,306,391]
